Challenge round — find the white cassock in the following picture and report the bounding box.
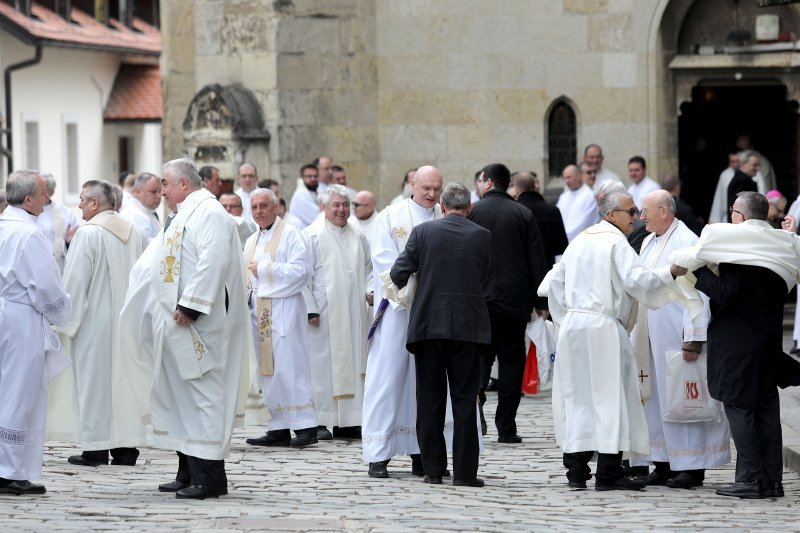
[46,211,150,451]
[244,218,317,431]
[119,189,249,460]
[627,176,661,209]
[289,179,320,228]
[541,220,683,456]
[119,196,161,240]
[232,215,258,250]
[301,218,372,428]
[282,211,304,229]
[235,188,255,221]
[0,206,71,480]
[348,212,379,249]
[362,198,444,463]
[629,219,731,470]
[556,184,597,242]
[708,167,735,224]
[37,200,80,271]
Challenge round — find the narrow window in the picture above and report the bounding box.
[548,100,577,178]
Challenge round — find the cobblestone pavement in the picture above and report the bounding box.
[2,390,798,532]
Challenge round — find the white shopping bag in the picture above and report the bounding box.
[525,316,556,389]
[663,351,721,423]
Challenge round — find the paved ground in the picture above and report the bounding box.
[4,386,800,532]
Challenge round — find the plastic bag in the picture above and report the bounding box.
[525,316,556,391]
[522,341,539,394]
[663,351,720,423]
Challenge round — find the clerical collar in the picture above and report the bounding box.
[260,221,275,233]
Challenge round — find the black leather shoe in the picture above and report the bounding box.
[568,480,587,489]
[317,426,333,441]
[715,481,764,499]
[332,426,361,439]
[175,484,225,499]
[762,481,784,498]
[596,476,646,491]
[158,480,190,492]
[246,434,290,447]
[368,460,390,478]
[642,471,669,486]
[666,472,703,489]
[290,433,318,448]
[424,475,442,484]
[68,455,107,467]
[0,480,46,495]
[497,434,522,444]
[453,477,485,488]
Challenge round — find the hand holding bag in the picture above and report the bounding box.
[663,350,720,423]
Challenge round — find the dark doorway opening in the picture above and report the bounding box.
[678,83,799,222]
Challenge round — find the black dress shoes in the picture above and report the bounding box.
[762,481,785,498]
[595,476,646,491]
[158,480,190,492]
[715,481,764,499]
[317,426,333,441]
[68,455,107,467]
[332,426,361,439]
[175,484,227,499]
[368,460,390,478]
[642,471,669,486]
[666,472,703,489]
[453,478,485,488]
[289,433,318,448]
[424,475,442,484]
[568,480,587,489]
[246,434,290,447]
[0,480,46,495]
[497,434,522,444]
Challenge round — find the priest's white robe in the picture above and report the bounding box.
[543,220,682,456]
[362,198,443,463]
[0,206,71,480]
[627,176,661,209]
[37,200,80,271]
[119,196,161,240]
[709,168,735,224]
[244,219,318,431]
[289,179,321,228]
[348,212,380,250]
[119,189,250,460]
[232,215,258,250]
[46,211,150,451]
[301,218,372,428]
[628,219,731,470]
[556,184,597,242]
[236,188,255,220]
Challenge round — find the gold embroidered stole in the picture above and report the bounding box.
[246,220,286,376]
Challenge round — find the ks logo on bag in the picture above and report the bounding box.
[684,380,702,401]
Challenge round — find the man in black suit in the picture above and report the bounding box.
[726,152,759,221]
[391,183,491,487]
[515,171,568,268]
[468,163,548,443]
[691,192,791,499]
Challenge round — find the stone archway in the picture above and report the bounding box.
[183,84,270,186]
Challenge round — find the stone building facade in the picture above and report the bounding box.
[161,0,800,213]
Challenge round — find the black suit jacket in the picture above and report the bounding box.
[726,170,758,220]
[390,214,491,351]
[695,263,787,408]
[468,189,548,318]
[517,191,568,268]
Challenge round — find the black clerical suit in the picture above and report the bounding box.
[694,263,785,485]
[391,213,491,483]
[517,191,568,268]
[468,189,548,438]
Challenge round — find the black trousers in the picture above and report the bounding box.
[563,451,623,484]
[480,311,528,436]
[723,356,782,483]
[176,451,227,488]
[82,448,139,464]
[413,339,482,482]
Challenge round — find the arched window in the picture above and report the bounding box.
[548,100,576,177]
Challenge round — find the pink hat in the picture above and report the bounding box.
[766,189,783,199]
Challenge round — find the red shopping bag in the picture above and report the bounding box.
[521,341,539,394]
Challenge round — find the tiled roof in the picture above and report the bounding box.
[104,64,162,121]
[0,2,160,55]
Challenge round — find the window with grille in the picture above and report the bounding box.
[547,100,576,178]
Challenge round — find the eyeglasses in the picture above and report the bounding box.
[613,207,640,217]
[639,206,665,216]
[729,207,746,220]
[351,202,367,208]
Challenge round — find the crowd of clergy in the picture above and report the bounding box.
[1,140,799,500]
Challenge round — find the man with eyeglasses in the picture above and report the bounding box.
[671,191,800,499]
[347,190,379,245]
[219,192,257,249]
[628,190,730,490]
[540,190,688,491]
[234,162,260,221]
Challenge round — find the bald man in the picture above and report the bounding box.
[347,190,379,245]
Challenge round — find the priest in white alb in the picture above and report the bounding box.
[243,188,319,448]
[362,165,446,478]
[119,158,249,500]
[289,163,322,228]
[0,170,71,495]
[539,190,689,491]
[36,173,80,271]
[119,172,162,240]
[47,180,150,468]
[628,190,730,489]
[302,184,373,440]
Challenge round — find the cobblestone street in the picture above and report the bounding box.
[2,390,798,532]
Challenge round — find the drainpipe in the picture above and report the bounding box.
[4,44,42,175]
